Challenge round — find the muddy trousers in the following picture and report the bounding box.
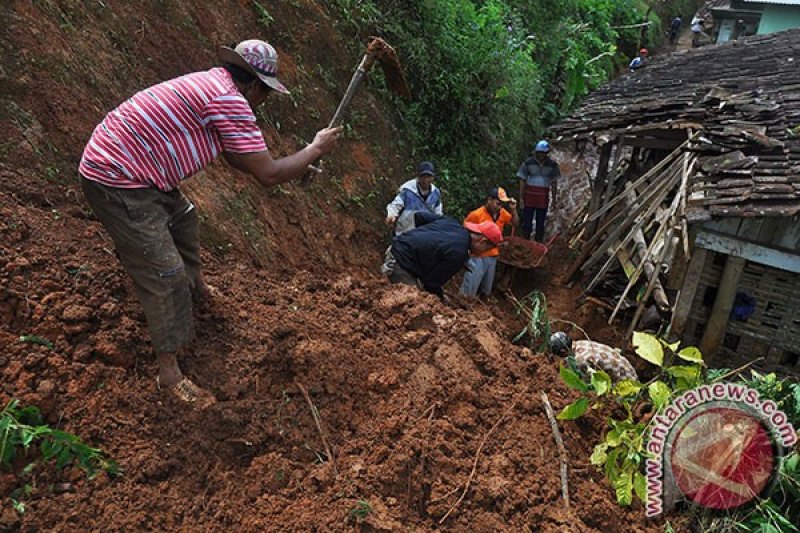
[81,177,199,354]
[382,247,420,287]
[459,256,497,297]
[521,206,548,242]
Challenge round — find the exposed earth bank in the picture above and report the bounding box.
[2,0,680,531]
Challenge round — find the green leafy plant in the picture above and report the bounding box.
[348,499,372,521]
[18,335,54,350]
[1,399,121,505]
[556,332,705,506]
[251,1,273,27]
[510,291,550,352]
[743,370,800,429]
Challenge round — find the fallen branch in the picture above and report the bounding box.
[428,486,460,504]
[294,379,338,476]
[550,318,591,341]
[611,21,653,29]
[711,357,765,383]
[541,392,570,508]
[439,402,517,524]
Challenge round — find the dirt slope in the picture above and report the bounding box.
[2,1,680,531]
[0,184,669,530]
[1,0,403,272]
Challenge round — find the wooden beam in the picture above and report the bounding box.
[631,227,671,312]
[586,141,614,236]
[695,231,800,274]
[669,248,708,339]
[699,256,747,357]
[621,137,683,151]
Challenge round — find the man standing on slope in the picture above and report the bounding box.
[517,140,560,242]
[460,187,518,298]
[79,39,342,406]
[385,161,443,235]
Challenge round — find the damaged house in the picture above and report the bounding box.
[552,29,800,376]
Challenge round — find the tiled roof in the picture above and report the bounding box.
[553,29,800,217]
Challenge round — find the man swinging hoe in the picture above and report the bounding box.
[79,40,342,407]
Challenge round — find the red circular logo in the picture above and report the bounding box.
[670,406,775,510]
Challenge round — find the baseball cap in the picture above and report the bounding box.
[219,39,290,94]
[535,140,550,153]
[489,187,510,202]
[465,220,503,245]
[418,161,436,176]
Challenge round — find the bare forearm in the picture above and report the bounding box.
[255,145,323,188]
[223,126,341,190]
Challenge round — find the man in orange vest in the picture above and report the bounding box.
[459,187,518,297]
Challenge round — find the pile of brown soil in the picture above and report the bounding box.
[0,2,685,530]
[499,237,548,269]
[0,180,674,531]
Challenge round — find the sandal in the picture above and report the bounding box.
[195,282,221,302]
[158,376,217,408]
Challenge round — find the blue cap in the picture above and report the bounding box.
[535,140,550,153]
[418,161,436,176]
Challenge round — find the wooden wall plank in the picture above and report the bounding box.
[695,230,800,273]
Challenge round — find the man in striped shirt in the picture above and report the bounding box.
[79,39,342,407]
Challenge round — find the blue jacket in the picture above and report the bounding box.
[390,213,469,297]
[386,179,443,219]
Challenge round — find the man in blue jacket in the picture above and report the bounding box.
[385,161,443,235]
[381,212,502,298]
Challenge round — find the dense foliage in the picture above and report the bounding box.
[327,0,700,217]
[556,334,800,532]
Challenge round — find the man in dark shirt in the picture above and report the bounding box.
[669,16,682,45]
[381,212,502,297]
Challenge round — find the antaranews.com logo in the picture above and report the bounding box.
[645,382,797,517]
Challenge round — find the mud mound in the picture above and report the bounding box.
[0,185,674,531]
[499,237,548,269]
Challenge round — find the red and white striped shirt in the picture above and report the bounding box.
[79,68,267,191]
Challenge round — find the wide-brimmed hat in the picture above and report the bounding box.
[465,220,503,245]
[219,39,290,94]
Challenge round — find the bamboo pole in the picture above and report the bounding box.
[586,142,614,237]
[612,161,686,325]
[627,225,676,336]
[608,218,671,323]
[582,140,689,225]
[633,228,671,311]
[581,163,682,291]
